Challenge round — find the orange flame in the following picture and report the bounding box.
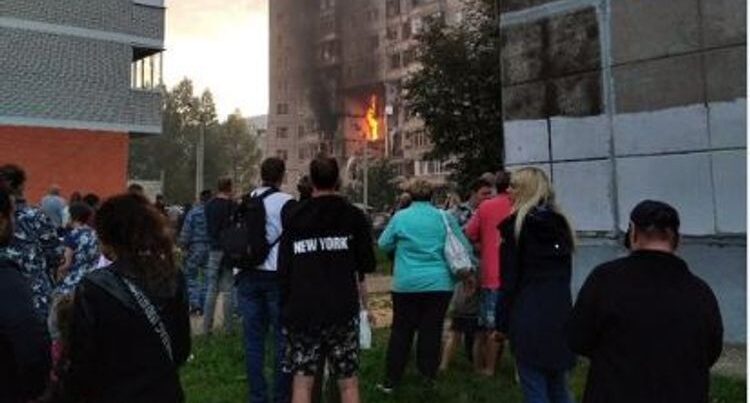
[365,94,379,141]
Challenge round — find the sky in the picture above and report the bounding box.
[163,0,268,120]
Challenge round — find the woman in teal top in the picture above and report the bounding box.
[376,179,473,393]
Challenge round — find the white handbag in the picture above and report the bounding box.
[441,211,474,276]
[359,310,372,350]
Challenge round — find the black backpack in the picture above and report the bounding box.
[219,188,279,270]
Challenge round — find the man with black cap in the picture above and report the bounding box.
[567,200,723,403]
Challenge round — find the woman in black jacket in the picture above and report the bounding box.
[0,178,51,402]
[61,193,191,402]
[499,167,576,403]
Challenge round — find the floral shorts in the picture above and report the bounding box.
[283,316,360,379]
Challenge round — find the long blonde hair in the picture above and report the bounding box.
[510,167,575,247]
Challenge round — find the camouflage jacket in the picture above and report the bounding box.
[0,198,64,320]
[179,204,210,247]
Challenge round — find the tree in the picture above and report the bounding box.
[343,158,400,212]
[220,110,262,193]
[404,0,503,192]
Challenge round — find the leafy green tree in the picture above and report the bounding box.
[220,110,262,193]
[343,158,400,212]
[404,0,503,192]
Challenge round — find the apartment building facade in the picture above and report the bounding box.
[0,0,165,202]
[267,0,463,192]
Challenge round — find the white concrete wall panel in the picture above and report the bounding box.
[504,120,550,164]
[616,153,715,235]
[613,105,710,155]
[553,160,614,232]
[550,115,610,160]
[709,99,747,149]
[712,150,747,234]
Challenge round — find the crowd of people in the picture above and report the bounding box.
[0,156,725,403]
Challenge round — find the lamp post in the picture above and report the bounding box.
[196,120,205,196]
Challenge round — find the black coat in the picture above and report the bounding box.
[499,207,576,370]
[0,257,51,403]
[567,250,723,403]
[61,260,191,403]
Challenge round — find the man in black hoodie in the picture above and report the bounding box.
[279,156,375,403]
[568,200,723,403]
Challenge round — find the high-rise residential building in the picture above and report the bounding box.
[0,0,165,202]
[268,0,462,192]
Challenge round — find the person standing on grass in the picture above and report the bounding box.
[0,178,51,403]
[440,177,493,371]
[180,189,212,315]
[376,178,473,393]
[236,157,295,403]
[464,171,513,376]
[61,193,191,402]
[499,167,576,403]
[278,156,375,403]
[0,164,63,322]
[567,200,723,403]
[203,177,236,334]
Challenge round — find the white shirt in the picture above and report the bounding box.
[252,187,293,271]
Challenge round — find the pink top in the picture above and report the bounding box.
[464,194,512,289]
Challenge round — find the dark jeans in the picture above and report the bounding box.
[385,291,453,384]
[516,360,573,403]
[236,270,291,403]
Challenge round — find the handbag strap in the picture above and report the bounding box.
[440,211,452,235]
[120,277,174,363]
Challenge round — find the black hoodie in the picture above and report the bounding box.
[278,195,376,329]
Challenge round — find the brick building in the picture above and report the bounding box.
[0,0,165,203]
[268,0,463,192]
[498,0,746,343]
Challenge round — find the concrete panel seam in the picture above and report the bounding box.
[610,42,746,69]
[615,146,746,159]
[598,0,620,235]
[500,0,600,27]
[0,17,164,49]
[0,116,161,135]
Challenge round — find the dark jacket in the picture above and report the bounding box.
[567,250,723,403]
[61,260,191,403]
[278,195,376,329]
[205,197,235,249]
[0,257,51,403]
[499,206,576,370]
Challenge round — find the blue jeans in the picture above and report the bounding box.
[202,250,234,334]
[236,270,290,403]
[516,361,573,403]
[183,243,209,311]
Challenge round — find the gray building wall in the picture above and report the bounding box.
[500,0,746,342]
[0,0,164,134]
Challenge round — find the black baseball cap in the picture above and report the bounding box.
[624,200,680,249]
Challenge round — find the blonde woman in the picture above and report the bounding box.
[498,167,576,403]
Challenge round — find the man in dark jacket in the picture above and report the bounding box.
[0,181,51,403]
[278,156,375,403]
[568,200,723,403]
[202,177,236,334]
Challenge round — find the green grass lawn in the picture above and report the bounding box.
[181,329,746,403]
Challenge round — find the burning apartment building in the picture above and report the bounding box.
[267,0,464,192]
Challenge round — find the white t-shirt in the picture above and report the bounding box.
[252,187,293,271]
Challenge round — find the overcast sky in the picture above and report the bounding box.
[164,0,268,119]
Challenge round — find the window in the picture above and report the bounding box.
[402,49,416,66]
[277,103,289,115]
[411,17,423,35]
[369,35,379,50]
[386,26,399,41]
[276,127,288,138]
[386,0,400,17]
[298,125,305,138]
[131,51,162,90]
[298,148,306,160]
[321,0,335,10]
[402,21,411,40]
[366,8,378,22]
[276,149,288,161]
[320,15,335,34]
[320,40,338,62]
[389,53,401,70]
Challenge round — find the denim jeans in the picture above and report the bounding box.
[183,243,209,311]
[516,360,573,403]
[202,250,234,334]
[236,270,290,403]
